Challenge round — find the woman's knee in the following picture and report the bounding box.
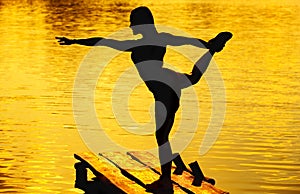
[155,116,174,145]
[185,73,202,85]
[155,131,169,146]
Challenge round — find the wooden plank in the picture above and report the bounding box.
[127,151,229,194]
[74,152,146,193]
[99,152,194,194]
[75,152,229,194]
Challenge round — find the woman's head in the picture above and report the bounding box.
[130,6,154,27]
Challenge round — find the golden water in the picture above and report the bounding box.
[0,0,299,193]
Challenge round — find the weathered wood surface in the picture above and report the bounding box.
[74,152,146,193]
[100,152,193,193]
[75,152,229,194]
[127,151,229,194]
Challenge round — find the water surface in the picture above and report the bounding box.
[0,0,299,193]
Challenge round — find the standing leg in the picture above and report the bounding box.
[145,96,179,193]
[155,113,175,179]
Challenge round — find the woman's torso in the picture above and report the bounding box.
[130,36,182,101]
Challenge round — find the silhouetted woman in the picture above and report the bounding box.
[57,6,232,193]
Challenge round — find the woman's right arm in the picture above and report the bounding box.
[56,37,136,51]
[56,37,102,46]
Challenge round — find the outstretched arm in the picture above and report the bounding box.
[56,37,136,51]
[56,37,102,46]
[160,33,210,49]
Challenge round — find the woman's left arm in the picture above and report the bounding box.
[160,33,209,49]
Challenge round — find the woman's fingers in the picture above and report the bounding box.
[55,37,69,45]
[55,36,64,41]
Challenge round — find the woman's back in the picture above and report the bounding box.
[130,45,166,64]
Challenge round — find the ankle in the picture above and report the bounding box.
[209,49,215,55]
[160,175,171,181]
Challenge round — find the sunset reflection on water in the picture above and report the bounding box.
[0,0,299,193]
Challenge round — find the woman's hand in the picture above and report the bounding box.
[55,37,74,45]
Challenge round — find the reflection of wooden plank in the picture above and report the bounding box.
[128,151,229,194]
[74,152,146,193]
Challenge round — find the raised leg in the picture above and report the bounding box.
[184,51,214,86]
[183,32,233,87]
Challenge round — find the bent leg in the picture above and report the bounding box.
[183,51,214,87]
[183,32,233,88]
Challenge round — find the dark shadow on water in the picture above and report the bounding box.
[0,172,24,192]
[74,161,127,194]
